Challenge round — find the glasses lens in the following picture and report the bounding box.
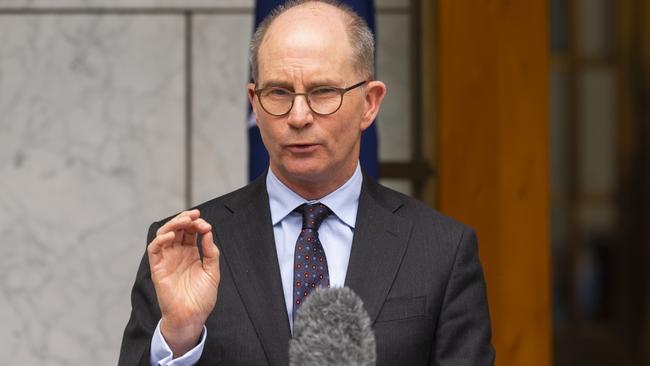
[260,87,292,115]
[308,87,342,115]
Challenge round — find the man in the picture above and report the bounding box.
[119,1,495,365]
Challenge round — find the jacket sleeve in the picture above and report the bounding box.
[431,228,496,365]
[118,221,163,366]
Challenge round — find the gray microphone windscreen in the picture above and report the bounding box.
[289,286,376,366]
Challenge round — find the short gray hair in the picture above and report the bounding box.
[249,0,375,83]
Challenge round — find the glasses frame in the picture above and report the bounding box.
[254,80,368,117]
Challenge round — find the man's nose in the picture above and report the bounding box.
[287,94,314,128]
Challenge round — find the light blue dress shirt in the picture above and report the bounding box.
[150,163,362,366]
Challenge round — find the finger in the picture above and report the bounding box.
[182,208,201,220]
[148,231,175,255]
[177,219,210,247]
[147,231,175,264]
[173,213,208,247]
[179,217,211,235]
[156,210,201,236]
[157,215,191,237]
[193,218,212,234]
[201,231,220,275]
[172,229,185,247]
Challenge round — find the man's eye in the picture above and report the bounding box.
[267,88,290,97]
[310,87,338,97]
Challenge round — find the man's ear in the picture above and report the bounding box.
[247,83,256,111]
[360,80,387,131]
[247,83,259,125]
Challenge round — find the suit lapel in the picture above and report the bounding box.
[345,178,413,324]
[214,178,290,366]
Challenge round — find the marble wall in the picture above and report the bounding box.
[0,1,413,365]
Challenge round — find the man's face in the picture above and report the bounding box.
[247,5,385,194]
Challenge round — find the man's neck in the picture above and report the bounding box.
[269,163,359,201]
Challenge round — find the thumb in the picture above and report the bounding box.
[201,231,220,278]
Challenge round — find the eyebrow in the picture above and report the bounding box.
[258,80,293,90]
[258,79,345,90]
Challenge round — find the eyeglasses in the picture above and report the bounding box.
[254,80,367,116]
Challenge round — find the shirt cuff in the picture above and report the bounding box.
[150,319,207,366]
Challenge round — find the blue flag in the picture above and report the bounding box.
[248,0,379,181]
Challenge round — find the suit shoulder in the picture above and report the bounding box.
[367,179,473,238]
[152,176,265,226]
[196,177,264,211]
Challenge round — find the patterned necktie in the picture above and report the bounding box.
[293,203,332,317]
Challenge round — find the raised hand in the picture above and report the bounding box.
[147,209,220,356]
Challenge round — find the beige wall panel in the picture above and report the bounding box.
[0,15,185,365]
[191,14,251,205]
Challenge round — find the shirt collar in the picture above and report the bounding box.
[266,163,362,228]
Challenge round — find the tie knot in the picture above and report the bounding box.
[296,203,332,230]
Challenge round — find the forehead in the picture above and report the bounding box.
[257,4,355,84]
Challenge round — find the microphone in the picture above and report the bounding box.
[289,286,376,366]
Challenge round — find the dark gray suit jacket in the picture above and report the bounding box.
[118,174,495,365]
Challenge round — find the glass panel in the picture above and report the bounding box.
[376,0,410,9]
[577,0,615,57]
[578,201,616,234]
[379,178,413,196]
[578,68,616,196]
[376,13,412,162]
[376,9,419,201]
